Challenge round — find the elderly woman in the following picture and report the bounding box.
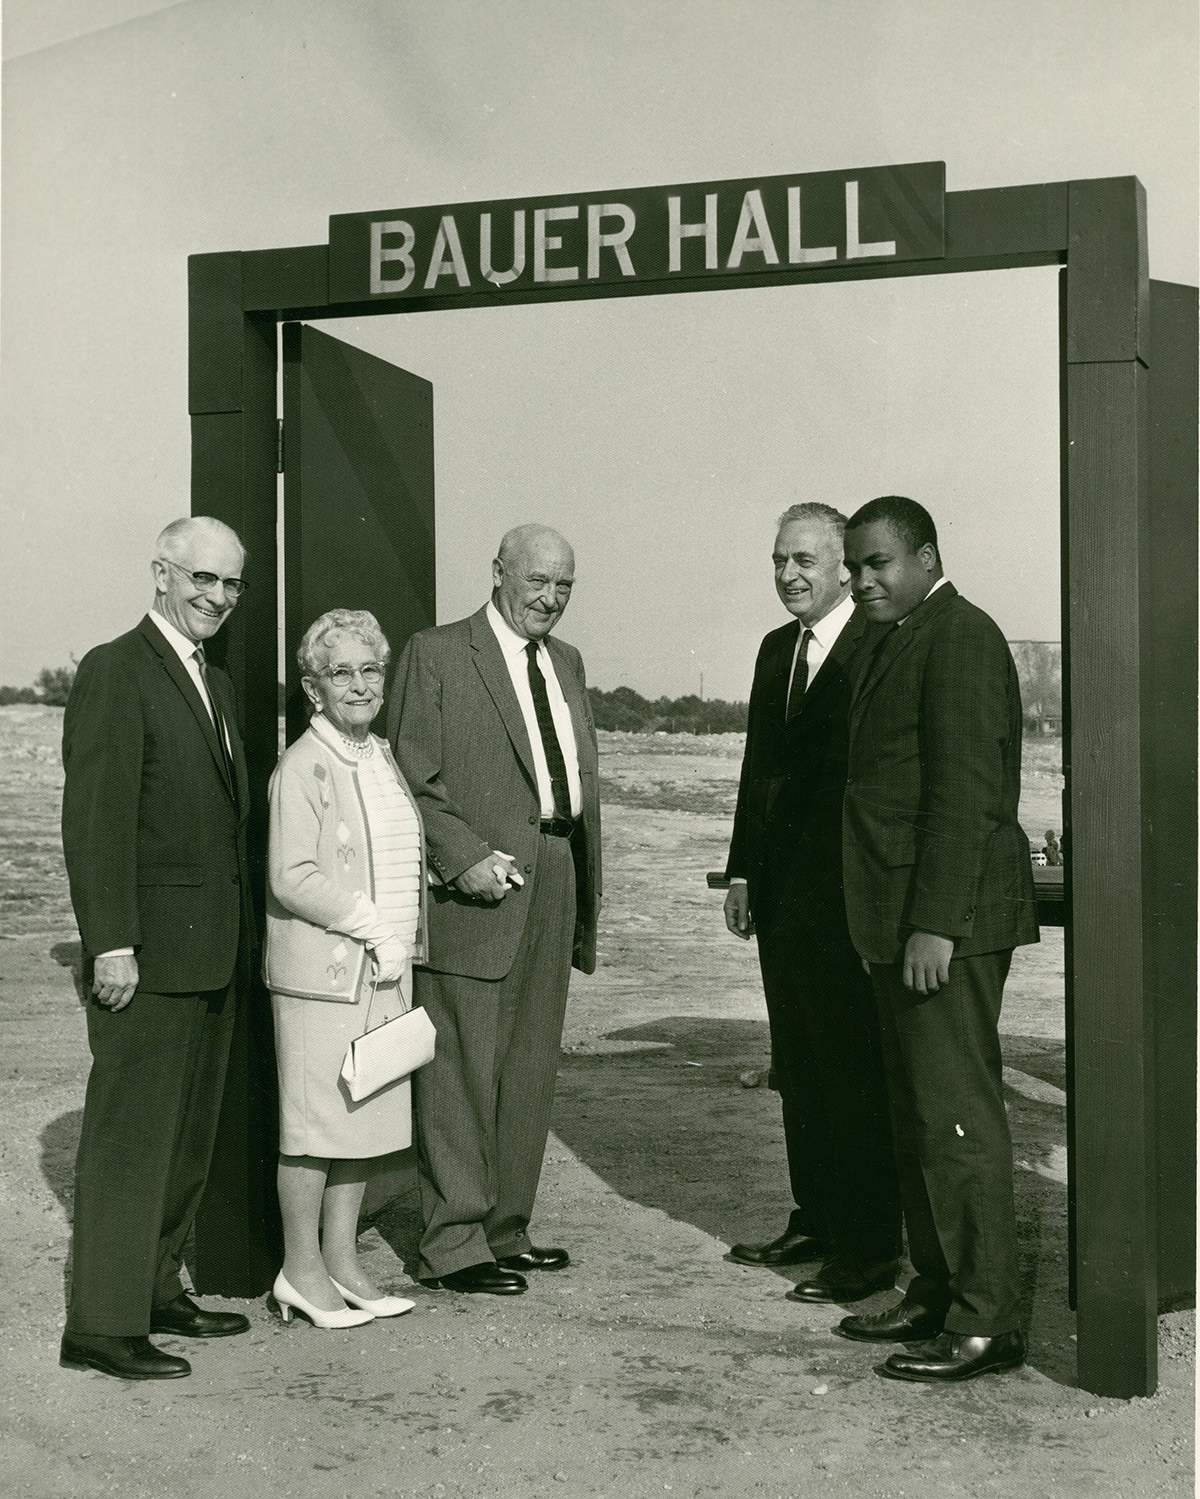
[265,609,427,1329]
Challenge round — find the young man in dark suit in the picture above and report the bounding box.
[389,525,601,1295]
[60,516,253,1380]
[723,503,901,1302]
[839,495,1039,1383]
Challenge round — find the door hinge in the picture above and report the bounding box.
[276,419,285,474]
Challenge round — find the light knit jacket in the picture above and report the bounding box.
[264,722,428,1004]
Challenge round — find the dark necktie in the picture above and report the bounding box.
[193,647,236,799]
[525,641,572,820]
[785,628,815,720]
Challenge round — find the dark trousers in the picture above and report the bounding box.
[870,950,1021,1336]
[68,982,237,1335]
[757,910,901,1266]
[412,834,576,1279]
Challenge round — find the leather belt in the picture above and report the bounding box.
[540,817,578,838]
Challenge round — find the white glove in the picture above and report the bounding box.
[330,892,395,947]
[371,933,408,983]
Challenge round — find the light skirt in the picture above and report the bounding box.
[273,965,413,1159]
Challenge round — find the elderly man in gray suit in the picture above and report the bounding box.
[389,524,601,1295]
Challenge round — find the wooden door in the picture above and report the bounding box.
[282,322,435,742]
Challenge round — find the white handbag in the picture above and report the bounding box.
[340,980,437,1102]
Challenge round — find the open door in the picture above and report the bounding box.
[282,322,435,742]
[280,321,436,1217]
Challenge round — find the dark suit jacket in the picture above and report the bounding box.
[726,605,877,931]
[61,615,250,993]
[843,583,1039,964]
[388,607,601,981]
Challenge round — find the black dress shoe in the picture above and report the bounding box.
[728,1227,831,1267]
[150,1292,250,1339]
[60,1332,190,1381]
[879,1330,1025,1383]
[837,1299,945,1343]
[495,1246,569,1272]
[420,1262,527,1295]
[786,1258,900,1304]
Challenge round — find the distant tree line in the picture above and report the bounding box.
[0,665,76,707]
[588,685,747,735]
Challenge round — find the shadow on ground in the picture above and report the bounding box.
[549,1015,1077,1385]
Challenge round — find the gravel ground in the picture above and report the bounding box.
[0,709,1190,1498]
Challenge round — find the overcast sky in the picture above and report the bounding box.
[3,0,1195,697]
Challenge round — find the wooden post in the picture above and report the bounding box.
[187,252,283,1296]
[1143,280,1199,1311]
[1064,178,1157,1397]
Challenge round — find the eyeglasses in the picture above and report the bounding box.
[321,663,385,688]
[158,557,248,599]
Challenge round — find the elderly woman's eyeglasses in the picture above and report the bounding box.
[321,663,385,688]
[158,557,248,598]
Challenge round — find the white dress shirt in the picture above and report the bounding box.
[147,608,224,732]
[729,591,857,889]
[486,601,582,819]
[785,590,856,704]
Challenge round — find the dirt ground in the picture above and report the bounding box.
[0,707,1192,1498]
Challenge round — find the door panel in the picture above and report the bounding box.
[282,322,434,743]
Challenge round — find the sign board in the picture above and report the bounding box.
[328,161,945,304]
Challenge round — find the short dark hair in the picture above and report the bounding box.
[845,496,939,558]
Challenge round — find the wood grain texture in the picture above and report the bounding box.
[1066,347,1156,1396]
[189,307,283,1298]
[1067,179,1149,365]
[1143,280,1198,1312]
[242,244,328,313]
[187,252,243,414]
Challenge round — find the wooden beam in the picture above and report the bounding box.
[1067,178,1149,364]
[1064,177,1157,1397]
[188,265,283,1296]
[238,183,1072,318]
[1144,280,1198,1311]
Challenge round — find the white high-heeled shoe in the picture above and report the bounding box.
[272,1271,375,1329]
[330,1278,415,1318]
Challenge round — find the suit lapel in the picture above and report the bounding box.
[804,605,867,704]
[468,607,538,785]
[853,583,959,713]
[138,615,238,804]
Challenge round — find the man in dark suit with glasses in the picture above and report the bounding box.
[60,516,254,1380]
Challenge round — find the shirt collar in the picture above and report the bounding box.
[897,576,951,627]
[486,599,544,658]
[802,589,855,648]
[148,607,203,664]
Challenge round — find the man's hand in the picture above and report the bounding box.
[902,932,954,995]
[453,852,520,904]
[93,953,139,1012]
[723,884,754,939]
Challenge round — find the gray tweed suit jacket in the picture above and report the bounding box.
[387,606,601,981]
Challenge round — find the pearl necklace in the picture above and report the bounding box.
[335,729,375,760]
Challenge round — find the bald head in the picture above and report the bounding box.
[491,524,575,641]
